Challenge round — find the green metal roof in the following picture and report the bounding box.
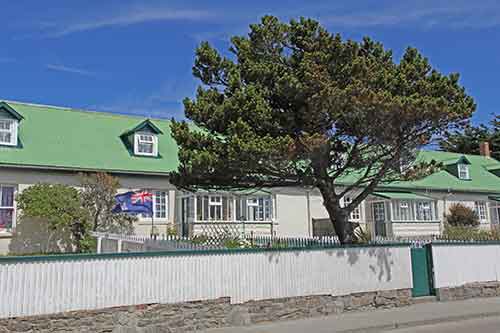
[0,101,179,175]
[1,100,500,194]
[382,150,500,194]
[372,191,432,200]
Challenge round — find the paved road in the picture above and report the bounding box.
[205,297,500,333]
[391,316,500,332]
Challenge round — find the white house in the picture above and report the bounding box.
[0,100,499,253]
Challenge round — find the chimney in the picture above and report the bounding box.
[480,141,491,158]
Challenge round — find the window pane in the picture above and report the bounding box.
[0,209,13,230]
[196,196,203,220]
[1,187,14,207]
[0,120,12,130]
[475,201,487,220]
[203,196,209,220]
[154,191,167,219]
[140,135,153,142]
[138,142,153,154]
[238,198,247,220]
[0,132,11,144]
[458,164,469,179]
[222,197,232,221]
[264,197,272,220]
[416,201,433,221]
[243,196,272,221]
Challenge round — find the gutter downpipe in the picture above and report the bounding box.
[306,189,312,237]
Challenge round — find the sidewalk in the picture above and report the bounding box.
[204,297,500,333]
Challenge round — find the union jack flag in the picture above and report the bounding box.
[131,191,153,205]
[113,190,153,216]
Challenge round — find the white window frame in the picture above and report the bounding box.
[0,185,16,233]
[391,200,438,222]
[153,190,168,220]
[391,200,414,221]
[207,195,223,221]
[474,201,487,222]
[343,196,361,221]
[458,164,470,180]
[134,133,158,157]
[0,118,18,146]
[192,193,274,223]
[245,196,273,222]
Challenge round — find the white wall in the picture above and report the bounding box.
[432,244,500,288]
[392,223,440,237]
[275,189,311,237]
[0,245,412,318]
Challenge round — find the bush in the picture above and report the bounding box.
[442,225,500,241]
[354,226,372,244]
[16,184,91,253]
[445,203,479,227]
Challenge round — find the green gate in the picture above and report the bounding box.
[410,245,434,297]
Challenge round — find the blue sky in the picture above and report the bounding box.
[1,0,499,124]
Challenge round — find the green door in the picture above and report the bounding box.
[411,245,434,297]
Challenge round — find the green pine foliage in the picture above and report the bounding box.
[439,115,500,160]
[171,16,475,243]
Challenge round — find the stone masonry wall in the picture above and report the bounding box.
[436,281,500,302]
[0,289,412,333]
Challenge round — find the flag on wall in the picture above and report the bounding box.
[112,190,153,216]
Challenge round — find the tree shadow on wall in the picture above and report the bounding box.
[333,247,395,282]
[9,218,74,255]
[264,246,395,283]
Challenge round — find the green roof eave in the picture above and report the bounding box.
[190,188,272,195]
[486,165,500,172]
[372,191,433,200]
[0,162,172,176]
[489,196,500,202]
[0,102,24,120]
[120,119,164,137]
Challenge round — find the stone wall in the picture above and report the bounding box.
[0,289,412,333]
[436,281,500,301]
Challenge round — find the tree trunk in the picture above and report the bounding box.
[93,206,102,232]
[319,185,355,244]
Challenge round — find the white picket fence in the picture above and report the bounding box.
[0,245,412,319]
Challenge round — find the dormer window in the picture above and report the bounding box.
[134,133,158,156]
[458,164,470,180]
[0,119,17,146]
[120,119,163,158]
[0,102,23,147]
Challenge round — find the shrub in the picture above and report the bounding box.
[442,225,500,241]
[16,184,90,253]
[166,225,178,237]
[445,203,479,227]
[354,226,372,244]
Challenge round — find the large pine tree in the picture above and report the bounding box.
[439,115,499,160]
[170,16,475,243]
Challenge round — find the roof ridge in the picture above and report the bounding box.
[421,149,499,162]
[1,99,174,123]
